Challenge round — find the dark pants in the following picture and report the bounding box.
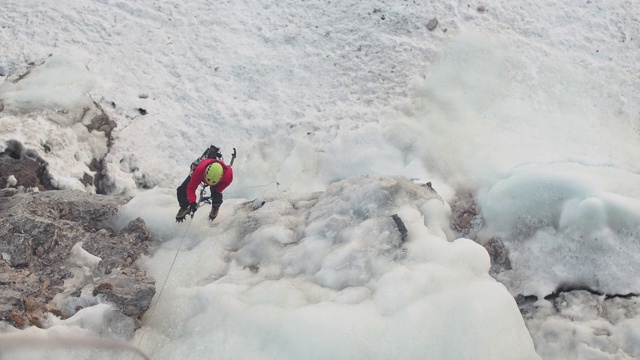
[177,176,223,209]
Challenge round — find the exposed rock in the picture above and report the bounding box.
[81,101,117,193]
[0,139,56,190]
[391,214,408,243]
[2,58,118,193]
[0,156,44,190]
[82,217,151,274]
[0,188,127,227]
[86,112,117,147]
[89,157,109,195]
[427,18,438,31]
[449,191,483,238]
[483,237,512,274]
[85,100,117,146]
[521,289,640,356]
[0,189,157,333]
[515,294,538,309]
[93,275,155,319]
[449,190,511,274]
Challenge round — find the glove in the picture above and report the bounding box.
[189,202,198,214]
[209,205,220,221]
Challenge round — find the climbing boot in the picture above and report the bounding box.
[176,207,190,223]
[208,205,220,221]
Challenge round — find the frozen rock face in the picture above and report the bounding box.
[0,54,118,194]
[0,188,157,333]
[449,188,640,359]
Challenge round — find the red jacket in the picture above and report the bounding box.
[186,158,233,203]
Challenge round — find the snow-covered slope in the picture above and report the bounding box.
[1,0,639,359]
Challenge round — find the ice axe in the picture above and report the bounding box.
[229,148,237,167]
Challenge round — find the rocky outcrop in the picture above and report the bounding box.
[0,140,55,191]
[449,191,513,276]
[0,188,157,331]
[1,55,118,194]
[449,190,483,239]
[483,237,512,274]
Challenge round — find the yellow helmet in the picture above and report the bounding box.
[204,162,223,185]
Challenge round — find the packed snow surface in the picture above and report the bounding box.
[1,0,639,359]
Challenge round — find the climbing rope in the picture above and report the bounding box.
[224,180,289,198]
[133,178,291,357]
[133,216,193,357]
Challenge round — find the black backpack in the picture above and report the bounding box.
[190,145,236,173]
[190,145,222,173]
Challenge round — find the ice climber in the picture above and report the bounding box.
[175,145,233,223]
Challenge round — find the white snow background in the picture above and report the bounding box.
[1,0,640,359]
